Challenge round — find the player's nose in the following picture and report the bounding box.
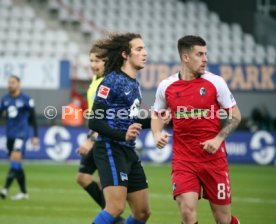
[203,54,208,62]
[143,49,148,57]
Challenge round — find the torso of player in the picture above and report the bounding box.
[155,72,236,162]
[1,93,33,139]
[96,71,142,148]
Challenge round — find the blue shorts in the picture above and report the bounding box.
[93,140,148,193]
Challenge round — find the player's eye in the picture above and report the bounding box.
[136,47,143,51]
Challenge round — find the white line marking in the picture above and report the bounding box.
[26,188,276,205]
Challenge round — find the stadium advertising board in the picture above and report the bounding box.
[0,59,70,89]
[137,63,276,91]
[0,126,275,165]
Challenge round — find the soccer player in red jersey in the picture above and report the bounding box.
[151,35,241,224]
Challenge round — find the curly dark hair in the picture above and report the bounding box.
[94,32,142,75]
[89,39,107,57]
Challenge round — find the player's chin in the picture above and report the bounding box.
[198,68,206,75]
[135,64,145,70]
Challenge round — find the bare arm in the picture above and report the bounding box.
[151,113,171,149]
[218,105,241,140]
[201,105,241,154]
[151,113,165,136]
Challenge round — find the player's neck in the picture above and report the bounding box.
[121,64,137,79]
[180,67,199,81]
[10,90,20,98]
[95,74,104,80]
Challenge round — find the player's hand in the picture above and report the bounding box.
[200,136,224,154]
[125,123,142,141]
[76,139,94,156]
[154,132,172,149]
[32,137,39,146]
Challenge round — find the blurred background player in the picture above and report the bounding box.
[152,35,241,224]
[75,42,125,224]
[89,33,151,224]
[0,75,39,200]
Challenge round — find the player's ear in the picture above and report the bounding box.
[122,51,128,59]
[181,53,189,62]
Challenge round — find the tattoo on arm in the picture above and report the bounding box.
[218,117,240,139]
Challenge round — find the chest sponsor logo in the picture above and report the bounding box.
[174,108,209,119]
[7,106,18,118]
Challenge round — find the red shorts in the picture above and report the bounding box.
[172,157,231,205]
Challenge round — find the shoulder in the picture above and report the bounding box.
[158,72,179,91]
[20,93,35,106]
[201,71,228,89]
[20,93,31,100]
[1,93,10,101]
[100,72,119,86]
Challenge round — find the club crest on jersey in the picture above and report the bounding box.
[98,85,110,99]
[199,87,206,96]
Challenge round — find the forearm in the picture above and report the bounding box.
[218,106,241,140]
[0,109,3,119]
[136,117,151,129]
[89,102,127,141]
[151,113,165,136]
[29,108,38,137]
[89,118,126,141]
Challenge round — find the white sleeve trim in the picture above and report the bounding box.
[153,73,179,113]
[202,72,236,109]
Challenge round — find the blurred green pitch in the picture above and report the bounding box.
[0,163,276,224]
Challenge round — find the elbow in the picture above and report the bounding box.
[233,111,242,124]
[237,115,242,124]
[236,110,242,124]
[232,106,242,124]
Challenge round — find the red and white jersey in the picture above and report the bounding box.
[154,72,236,162]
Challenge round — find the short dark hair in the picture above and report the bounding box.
[94,32,142,75]
[177,35,206,56]
[9,75,20,82]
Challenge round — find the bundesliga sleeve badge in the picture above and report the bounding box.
[97,85,110,99]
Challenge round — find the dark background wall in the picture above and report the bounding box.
[200,0,257,34]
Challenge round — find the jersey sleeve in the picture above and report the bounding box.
[23,94,35,109]
[28,98,35,108]
[94,77,116,107]
[153,81,168,113]
[216,77,236,109]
